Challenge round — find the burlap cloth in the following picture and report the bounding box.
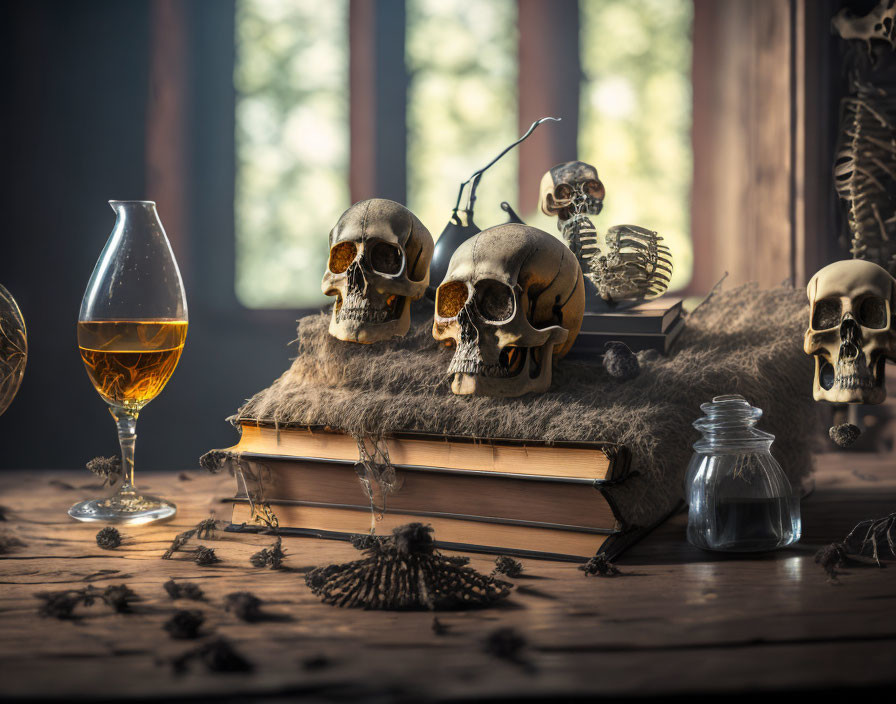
[233,284,821,527]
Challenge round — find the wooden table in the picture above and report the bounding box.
[1,454,894,701]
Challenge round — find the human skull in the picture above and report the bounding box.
[538,160,605,222]
[804,259,896,404]
[832,0,896,51]
[322,199,433,343]
[433,224,585,397]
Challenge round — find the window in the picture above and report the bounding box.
[234,0,692,308]
[234,0,349,309]
[406,0,518,236]
[578,0,693,291]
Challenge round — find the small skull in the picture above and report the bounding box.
[322,199,433,343]
[832,0,896,52]
[804,259,896,404]
[538,160,605,222]
[433,224,584,397]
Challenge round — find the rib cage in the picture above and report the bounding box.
[834,81,896,273]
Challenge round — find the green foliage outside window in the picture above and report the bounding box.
[578,0,693,291]
[406,0,519,240]
[235,0,349,309]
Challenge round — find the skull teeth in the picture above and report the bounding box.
[834,373,875,390]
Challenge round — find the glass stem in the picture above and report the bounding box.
[110,407,138,491]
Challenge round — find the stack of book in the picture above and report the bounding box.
[572,297,683,355]
[221,423,652,561]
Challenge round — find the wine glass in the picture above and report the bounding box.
[69,201,187,524]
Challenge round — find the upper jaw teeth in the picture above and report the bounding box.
[335,292,399,324]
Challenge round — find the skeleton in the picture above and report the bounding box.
[432,223,584,397]
[539,161,672,303]
[832,1,896,274]
[322,199,433,343]
[804,259,896,404]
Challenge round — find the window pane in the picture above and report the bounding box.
[577,0,693,290]
[235,0,349,309]
[406,0,518,241]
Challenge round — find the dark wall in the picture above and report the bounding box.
[0,0,299,470]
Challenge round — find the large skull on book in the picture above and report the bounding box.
[433,224,585,397]
[804,259,896,404]
[322,199,433,343]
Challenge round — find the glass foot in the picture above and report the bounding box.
[69,491,176,525]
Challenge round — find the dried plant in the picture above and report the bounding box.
[171,638,253,674]
[493,555,523,578]
[86,456,121,486]
[164,610,204,640]
[162,517,222,560]
[249,537,286,569]
[305,523,511,610]
[95,527,122,550]
[579,552,621,577]
[163,579,205,601]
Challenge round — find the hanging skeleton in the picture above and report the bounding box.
[539,161,672,303]
[832,1,896,274]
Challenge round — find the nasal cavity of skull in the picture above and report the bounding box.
[858,296,888,329]
[369,241,403,276]
[473,280,515,322]
[436,281,469,319]
[328,241,358,274]
[812,298,842,330]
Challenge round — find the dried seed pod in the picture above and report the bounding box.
[305,523,511,610]
[95,527,122,550]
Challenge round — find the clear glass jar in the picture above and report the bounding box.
[685,394,801,552]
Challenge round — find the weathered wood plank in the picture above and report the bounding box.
[0,455,894,699]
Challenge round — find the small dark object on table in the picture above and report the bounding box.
[95,526,121,550]
[250,536,286,569]
[163,579,205,601]
[483,627,527,662]
[815,542,848,580]
[432,617,449,635]
[493,555,523,578]
[829,423,861,448]
[37,584,137,618]
[37,591,84,619]
[603,341,640,381]
[194,546,220,566]
[302,654,331,671]
[162,517,221,560]
[225,591,263,622]
[86,456,121,486]
[102,584,138,612]
[172,637,253,674]
[350,532,382,550]
[579,553,621,577]
[0,533,25,554]
[164,609,204,639]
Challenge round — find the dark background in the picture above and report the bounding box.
[0,1,295,470]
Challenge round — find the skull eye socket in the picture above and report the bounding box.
[812,298,841,329]
[584,180,605,201]
[859,296,888,329]
[436,281,469,319]
[474,279,515,322]
[369,241,404,276]
[553,184,573,202]
[328,241,357,274]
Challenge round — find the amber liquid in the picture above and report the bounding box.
[78,320,187,412]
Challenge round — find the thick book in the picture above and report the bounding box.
[229,501,636,561]
[229,454,626,531]
[580,297,682,335]
[571,316,685,355]
[228,424,628,481]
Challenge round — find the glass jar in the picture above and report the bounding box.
[685,394,801,552]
